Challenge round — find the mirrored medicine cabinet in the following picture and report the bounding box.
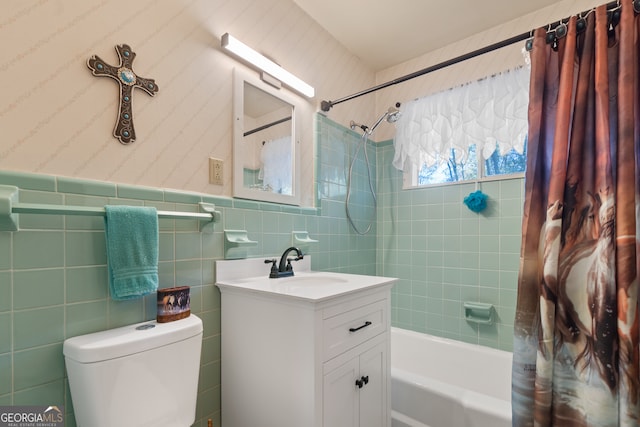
[232,68,300,205]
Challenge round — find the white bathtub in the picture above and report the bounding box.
[390,327,512,427]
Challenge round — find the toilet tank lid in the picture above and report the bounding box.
[63,315,203,363]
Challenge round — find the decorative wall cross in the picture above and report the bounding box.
[87,44,159,144]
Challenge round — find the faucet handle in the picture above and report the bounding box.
[265,259,279,278]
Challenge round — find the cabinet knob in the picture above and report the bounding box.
[355,375,369,389]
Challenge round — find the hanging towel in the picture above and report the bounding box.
[104,205,159,300]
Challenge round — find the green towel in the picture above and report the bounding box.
[104,205,158,300]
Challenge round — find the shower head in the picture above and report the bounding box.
[369,102,402,133]
[386,103,401,123]
[350,102,401,135]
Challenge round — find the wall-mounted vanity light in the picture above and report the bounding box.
[221,33,315,98]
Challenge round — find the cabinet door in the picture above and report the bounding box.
[323,357,359,427]
[358,341,388,427]
[323,339,389,427]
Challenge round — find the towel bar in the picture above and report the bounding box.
[0,185,222,231]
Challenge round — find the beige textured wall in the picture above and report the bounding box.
[0,0,375,206]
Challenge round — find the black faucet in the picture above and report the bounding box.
[264,246,304,278]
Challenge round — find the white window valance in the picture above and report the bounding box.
[392,66,530,171]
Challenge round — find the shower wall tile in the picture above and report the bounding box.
[176,260,204,286]
[117,184,165,201]
[164,190,203,204]
[0,313,10,354]
[66,301,108,337]
[175,232,203,260]
[0,234,10,270]
[0,272,11,312]
[108,299,146,328]
[0,354,11,396]
[159,233,175,261]
[65,232,106,267]
[14,306,65,351]
[13,344,64,391]
[13,231,64,269]
[12,380,64,406]
[13,269,64,310]
[314,114,378,275]
[0,171,56,192]
[377,143,522,352]
[57,177,117,198]
[66,266,108,303]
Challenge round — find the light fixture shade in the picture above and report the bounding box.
[221,33,315,98]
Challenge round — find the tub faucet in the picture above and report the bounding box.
[264,246,303,278]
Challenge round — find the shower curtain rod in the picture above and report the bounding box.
[319,0,621,112]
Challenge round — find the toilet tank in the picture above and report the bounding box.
[63,315,203,427]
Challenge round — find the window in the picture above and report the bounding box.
[414,139,527,187]
[418,145,478,185]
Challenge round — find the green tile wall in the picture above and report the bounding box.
[376,142,522,351]
[0,157,373,426]
[315,114,378,274]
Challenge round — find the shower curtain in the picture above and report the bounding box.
[512,4,640,426]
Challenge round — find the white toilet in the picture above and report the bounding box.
[63,315,203,427]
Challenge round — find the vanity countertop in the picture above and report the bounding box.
[215,257,396,302]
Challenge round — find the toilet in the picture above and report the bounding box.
[63,315,203,427]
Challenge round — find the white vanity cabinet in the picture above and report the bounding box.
[215,258,395,427]
[321,293,390,427]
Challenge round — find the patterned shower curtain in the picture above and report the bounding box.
[512,4,640,426]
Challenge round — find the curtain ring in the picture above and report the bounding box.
[609,6,621,26]
[524,30,534,52]
[545,23,556,45]
[525,38,534,52]
[555,21,568,39]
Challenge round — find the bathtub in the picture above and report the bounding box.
[390,327,512,427]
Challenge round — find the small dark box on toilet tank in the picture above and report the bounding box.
[157,286,190,323]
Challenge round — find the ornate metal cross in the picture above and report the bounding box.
[87,44,159,144]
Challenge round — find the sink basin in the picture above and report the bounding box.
[279,274,348,286]
[269,273,349,294]
[215,258,396,302]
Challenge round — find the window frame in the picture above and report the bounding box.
[401,144,525,190]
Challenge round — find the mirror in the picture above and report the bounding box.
[233,68,300,205]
